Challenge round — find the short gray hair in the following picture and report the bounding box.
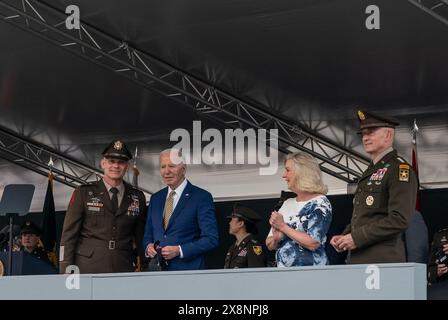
[160,148,186,165]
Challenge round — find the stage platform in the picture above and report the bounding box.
[0,263,426,300]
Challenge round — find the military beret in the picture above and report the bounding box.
[102,140,132,161]
[227,204,261,223]
[20,221,41,236]
[357,110,400,133]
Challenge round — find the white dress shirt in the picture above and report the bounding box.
[146,178,189,259]
[103,180,125,206]
[166,178,188,211]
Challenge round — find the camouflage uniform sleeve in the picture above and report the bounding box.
[352,164,418,249]
[246,242,265,268]
[59,187,84,273]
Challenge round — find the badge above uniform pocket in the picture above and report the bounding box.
[238,248,247,257]
[368,167,388,186]
[87,197,104,214]
[87,206,105,215]
[127,195,140,216]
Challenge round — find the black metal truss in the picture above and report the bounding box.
[409,0,448,26]
[0,124,102,188]
[0,124,153,194]
[0,0,370,183]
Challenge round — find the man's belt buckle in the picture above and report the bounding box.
[108,240,116,250]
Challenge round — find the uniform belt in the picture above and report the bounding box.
[78,238,132,251]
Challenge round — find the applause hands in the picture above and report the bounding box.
[269,211,286,240]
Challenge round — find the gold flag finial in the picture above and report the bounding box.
[357,110,365,121]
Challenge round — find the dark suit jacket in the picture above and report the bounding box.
[143,180,219,271]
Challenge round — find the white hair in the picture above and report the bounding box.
[160,148,186,165]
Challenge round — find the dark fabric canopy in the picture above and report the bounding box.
[1,0,447,209]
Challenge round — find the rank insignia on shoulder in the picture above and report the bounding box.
[253,245,262,256]
[399,164,410,182]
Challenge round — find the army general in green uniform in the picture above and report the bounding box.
[59,140,147,273]
[224,204,265,269]
[330,111,418,264]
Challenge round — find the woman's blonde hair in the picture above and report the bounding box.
[285,152,328,195]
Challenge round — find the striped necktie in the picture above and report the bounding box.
[163,190,176,229]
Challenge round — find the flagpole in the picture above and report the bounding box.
[412,119,419,145]
[131,146,143,271]
[411,119,421,211]
[48,156,54,182]
[132,147,139,188]
[42,156,58,267]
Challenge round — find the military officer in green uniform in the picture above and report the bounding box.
[19,221,52,265]
[59,140,147,274]
[330,111,418,264]
[224,204,265,268]
[428,228,448,284]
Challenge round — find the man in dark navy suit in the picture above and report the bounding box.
[143,149,219,271]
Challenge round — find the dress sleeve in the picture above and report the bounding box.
[301,198,333,245]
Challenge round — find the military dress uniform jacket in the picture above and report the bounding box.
[224,234,265,268]
[343,150,418,264]
[20,246,52,265]
[59,180,147,273]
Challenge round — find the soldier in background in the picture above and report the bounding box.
[224,204,265,269]
[19,221,51,265]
